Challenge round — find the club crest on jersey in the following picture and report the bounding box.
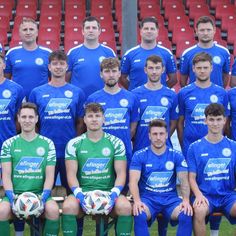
[2,90,11,98]
[0,99,10,114]
[147,172,173,188]
[160,97,168,106]
[45,98,72,115]
[36,147,45,156]
[210,95,218,103]
[82,158,109,175]
[204,158,231,177]
[102,147,111,156]
[119,99,128,107]
[15,156,44,174]
[213,56,221,64]
[141,106,167,122]
[222,148,231,157]
[35,58,44,65]
[165,161,174,170]
[191,104,208,120]
[181,160,188,168]
[64,90,73,98]
[104,108,127,125]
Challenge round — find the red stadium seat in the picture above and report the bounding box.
[188,3,210,20]
[40,3,61,17]
[16,3,37,19]
[91,0,112,16]
[65,2,86,15]
[65,14,85,29]
[172,26,195,44]
[0,15,10,31]
[38,27,60,42]
[64,27,83,43]
[41,0,62,5]
[168,15,190,32]
[0,28,8,45]
[162,0,183,8]
[227,29,236,44]
[64,40,81,53]
[185,0,207,8]
[164,2,186,20]
[175,39,196,58]
[157,39,172,50]
[37,39,60,50]
[18,0,37,7]
[0,2,13,19]
[9,39,23,48]
[139,3,161,20]
[210,0,231,9]
[39,15,61,28]
[221,15,236,32]
[215,4,236,20]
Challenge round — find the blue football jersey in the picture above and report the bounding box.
[228,88,236,140]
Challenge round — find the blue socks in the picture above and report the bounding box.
[157,216,168,236]
[177,211,192,236]
[134,211,149,236]
[209,215,221,230]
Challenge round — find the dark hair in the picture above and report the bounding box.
[49,50,67,63]
[20,17,38,28]
[148,119,167,132]
[145,55,164,67]
[100,57,120,71]
[18,102,38,116]
[83,16,100,29]
[204,103,225,117]
[85,103,104,114]
[196,16,215,28]
[192,52,212,65]
[140,17,158,29]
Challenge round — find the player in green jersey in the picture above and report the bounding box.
[62,102,133,236]
[0,102,60,236]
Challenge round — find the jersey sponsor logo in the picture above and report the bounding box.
[15,156,44,174]
[181,160,188,168]
[210,95,218,103]
[204,158,231,177]
[222,148,231,157]
[2,90,11,98]
[0,99,10,115]
[213,56,221,64]
[35,58,44,65]
[191,104,208,120]
[82,158,110,175]
[45,98,72,115]
[104,108,127,125]
[64,90,73,98]
[165,161,174,170]
[141,106,167,122]
[147,171,173,188]
[119,99,128,107]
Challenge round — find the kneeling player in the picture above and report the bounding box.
[0,102,60,236]
[129,119,193,236]
[62,103,132,236]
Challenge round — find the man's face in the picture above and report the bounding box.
[0,57,5,74]
[145,61,164,83]
[84,111,104,131]
[149,126,167,150]
[196,22,215,44]
[82,20,101,41]
[18,108,38,133]
[140,22,158,43]
[48,59,68,78]
[193,61,212,82]
[205,115,226,135]
[101,66,121,87]
[19,22,38,44]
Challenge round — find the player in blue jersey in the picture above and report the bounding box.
[180,16,230,88]
[187,103,236,236]
[86,57,139,168]
[130,119,192,236]
[0,52,25,149]
[120,16,177,90]
[132,55,178,153]
[66,16,116,99]
[29,50,85,193]
[178,52,228,157]
[4,18,51,100]
[230,59,236,87]
[227,88,236,140]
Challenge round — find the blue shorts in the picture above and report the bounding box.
[141,194,182,226]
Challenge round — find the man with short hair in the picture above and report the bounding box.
[29,50,85,193]
[129,119,192,236]
[0,102,60,236]
[187,103,236,236]
[120,16,177,90]
[180,16,230,88]
[62,103,133,236]
[66,16,116,99]
[4,18,51,100]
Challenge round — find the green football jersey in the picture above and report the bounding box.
[65,132,126,192]
[0,134,56,194]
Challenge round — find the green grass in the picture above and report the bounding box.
[11,216,236,235]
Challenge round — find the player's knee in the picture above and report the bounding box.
[0,202,11,220]
[230,202,236,217]
[114,197,132,215]
[44,200,59,220]
[62,196,79,215]
[193,206,208,221]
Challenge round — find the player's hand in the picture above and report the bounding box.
[133,200,145,216]
[106,186,123,214]
[41,189,51,205]
[5,190,15,206]
[193,194,209,208]
[71,187,90,214]
[179,199,193,216]
[12,200,21,219]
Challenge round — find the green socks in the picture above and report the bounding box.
[43,218,60,236]
[62,214,77,236]
[116,215,133,236]
[0,220,10,236]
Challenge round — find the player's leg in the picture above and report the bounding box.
[209,215,221,236]
[112,195,132,236]
[157,215,168,236]
[13,219,25,236]
[223,192,236,224]
[43,199,60,236]
[62,195,80,236]
[0,200,12,235]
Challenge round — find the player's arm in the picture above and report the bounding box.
[43,165,55,190]
[131,122,138,139]
[230,75,236,88]
[180,74,188,87]
[189,172,208,207]
[76,118,86,136]
[65,71,72,83]
[224,117,231,138]
[66,160,79,188]
[223,73,230,88]
[119,74,129,89]
[177,115,184,148]
[170,119,177,136]
[166,73,177,88]
[114,160,126,187]
[2,162,13,191]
